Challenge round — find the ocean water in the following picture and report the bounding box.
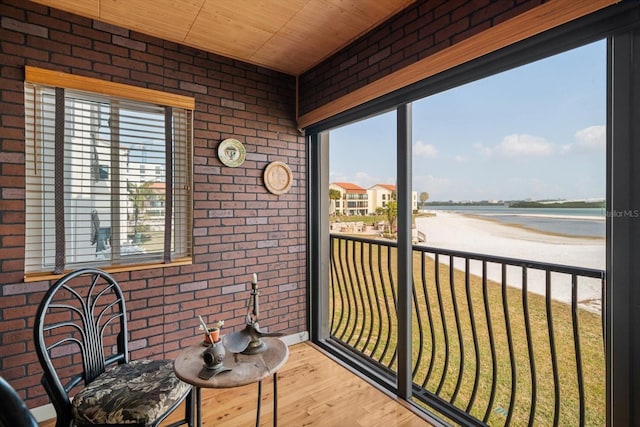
[425,206,605,238]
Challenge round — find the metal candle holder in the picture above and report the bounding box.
[223,274,283,355]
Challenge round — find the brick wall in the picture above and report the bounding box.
[299,0,546,116]
[0,0,306,408]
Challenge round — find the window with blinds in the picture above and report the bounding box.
[24,69,193,277]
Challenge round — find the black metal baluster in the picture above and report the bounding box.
[464,259,481,415]
[412,253,427,378]
[332,237,349,339]
[545,270,560,427]
[434,255,450,396]
[352,239,365,349]
[360,242,376,354]
[571,274,585,427]
[379,244,395,367]
[522,267,537,427]
[368,242,384,360]
[412,275,424,377]
[329,236,340,334]
[502,264,517,427]
[446,257,464,406]
[482,260,498,424]
[345,239,360,345]
[422,253,438,389]
[386,244,399,369]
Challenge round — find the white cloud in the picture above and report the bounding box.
[329,171,349,183]
[473,142,493,158]
[354,171,380,188]
[497,134,554,157]
[576,125,605,148]
[563,125,605,154]
[330,171,382,188]
[332,171,397,189]
[413,140,438,158]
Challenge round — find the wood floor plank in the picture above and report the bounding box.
[38,342,433,426]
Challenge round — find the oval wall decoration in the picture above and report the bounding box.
[218,138,246,167]
[264,161,293,195]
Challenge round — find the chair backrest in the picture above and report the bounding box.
[0,377,39,427]
[33,268,129,423]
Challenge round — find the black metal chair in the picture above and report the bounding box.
[33,268,194,427]
[0,376,39,427]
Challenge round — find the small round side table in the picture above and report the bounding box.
[174,337,288,427]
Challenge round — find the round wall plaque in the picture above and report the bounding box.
[218,138,246,167]
[264,161,293,195]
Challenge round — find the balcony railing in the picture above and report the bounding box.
[328,234,605,427]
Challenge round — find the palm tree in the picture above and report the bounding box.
[128,181,153,243]
[329,189,341,216]
[385,200,398,235]
[373,206,385,230]
[419,191,429,209]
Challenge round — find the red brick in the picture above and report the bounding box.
[0,28,25,44]
[92,20,128,36]
[452,0,492,23]
[2,41,49,61]
[2,352,38,369]
[493,1,543,26]
[93,62,130,79]
[112,34,146,51]
[1,16,48,37]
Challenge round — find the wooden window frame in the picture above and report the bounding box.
[24,67,194,281]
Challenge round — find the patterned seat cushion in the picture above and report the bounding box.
[72,359,191,425]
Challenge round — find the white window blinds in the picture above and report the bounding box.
[24,76,193,277]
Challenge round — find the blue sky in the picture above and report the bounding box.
[329,40,606,202]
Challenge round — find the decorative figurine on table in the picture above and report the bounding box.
[197,316,231,380]
[223,273,284,355]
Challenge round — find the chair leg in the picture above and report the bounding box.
[156,386,195,427]
[55,414,72,427]
[186,386,195,427]
[256,381,262,427]
[274,373,278,427]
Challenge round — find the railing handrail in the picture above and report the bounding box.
[330,232,605,278]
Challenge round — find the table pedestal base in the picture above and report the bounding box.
[192,373,278,427]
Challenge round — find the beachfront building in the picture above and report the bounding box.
[367,184,418,214]
[330,182,368,216]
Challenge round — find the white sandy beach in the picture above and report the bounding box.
[414,212,605,312]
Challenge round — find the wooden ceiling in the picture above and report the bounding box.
[31,0,415,75]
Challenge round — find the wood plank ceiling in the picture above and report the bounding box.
[30,0,415,76]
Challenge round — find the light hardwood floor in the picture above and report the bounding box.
[39,342,432,426]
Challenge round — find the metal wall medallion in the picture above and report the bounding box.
[218,138,246,167]
[264,161,293,195]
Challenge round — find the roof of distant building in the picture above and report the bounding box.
[369,183,396,192]
[147,182,165,191]
[331,182,367,193]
